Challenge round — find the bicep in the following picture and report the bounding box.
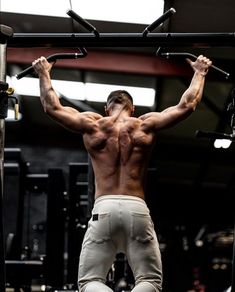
[48,106,101,133]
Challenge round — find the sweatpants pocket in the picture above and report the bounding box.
[89,212,111,243]
[131,212,154,243]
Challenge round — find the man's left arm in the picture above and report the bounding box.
[139,55,212,132]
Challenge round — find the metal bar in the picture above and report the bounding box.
[67,9,100,37]
[0,24,13,292]
[232,219,235,292]
[161,52,230,79]
[195,130,234,140]
[8,32,235,48]
[16,48,87,79]
[0,42,7,292]
[142,8,176,36]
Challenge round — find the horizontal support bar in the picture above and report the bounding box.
[8,32,235,48]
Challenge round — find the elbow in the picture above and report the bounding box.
[43,107,50,115]
[42,101,50,114]
[42,102,48,113]
[181,100,198,113]
[190,99,200,112]
[187,103,198,113]
[189,103,197,112]
[42,102,56,116]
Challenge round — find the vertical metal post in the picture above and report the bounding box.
[0,43,7,188]
[232,223,235,292]
[45,169,65,287]
[231,133,235,292]
[0,24,14,292]
[0,41,7,292]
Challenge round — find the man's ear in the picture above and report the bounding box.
[104,105,108,116]
[131,106,135,116]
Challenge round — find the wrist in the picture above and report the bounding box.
[38,70,50,78]
[194,70,207,77]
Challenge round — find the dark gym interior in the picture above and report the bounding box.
[1,0,235,291]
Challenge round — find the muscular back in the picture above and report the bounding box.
[83,115,156,199]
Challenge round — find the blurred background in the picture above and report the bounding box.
[1,0,235,291]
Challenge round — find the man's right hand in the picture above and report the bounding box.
[32,56,54,76]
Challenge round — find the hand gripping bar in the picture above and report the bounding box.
[161,52,230,79]
[15,47,87,80]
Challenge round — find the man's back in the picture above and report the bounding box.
[83,115,156,199]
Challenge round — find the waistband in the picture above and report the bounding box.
[95,194,146,205]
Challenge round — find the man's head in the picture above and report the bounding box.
[105,90,135,116]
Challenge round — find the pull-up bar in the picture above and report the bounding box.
[8,32,235,48]
[6,7,235,48]
[11,7,230,81]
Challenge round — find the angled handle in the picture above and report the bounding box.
[161,52,230,79]
[16,48,87,80]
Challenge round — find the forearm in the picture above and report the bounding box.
[179,55,211,112]
[38,71,61,114]
[180,71,205,111]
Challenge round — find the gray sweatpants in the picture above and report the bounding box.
[78,195,162,292]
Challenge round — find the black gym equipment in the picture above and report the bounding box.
[196,87,235,142]
[196,88,235,292]
[16,48,87,80]
[0,24,14,292]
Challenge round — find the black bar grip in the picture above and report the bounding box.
[15,48,87,80]
[67,9,99,37]
[195,130,234,140]
[161,52,230,79]
[143,8,176,36]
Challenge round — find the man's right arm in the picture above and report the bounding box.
[32,57,102,134]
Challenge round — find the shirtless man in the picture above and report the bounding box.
[32,55,212,292]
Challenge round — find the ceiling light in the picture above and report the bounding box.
[71,0,164,25]
[214,139,232,149]
[51,79,85,100]
[7,76,155,107]
[85,83,155,106]
[7,76,85,99]
[1,0,164,25]
[7,76,40,97]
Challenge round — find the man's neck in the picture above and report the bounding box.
[110,109,130,123]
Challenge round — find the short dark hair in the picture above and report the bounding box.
[107,90,133,105]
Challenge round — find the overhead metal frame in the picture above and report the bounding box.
[8,32,235,48]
